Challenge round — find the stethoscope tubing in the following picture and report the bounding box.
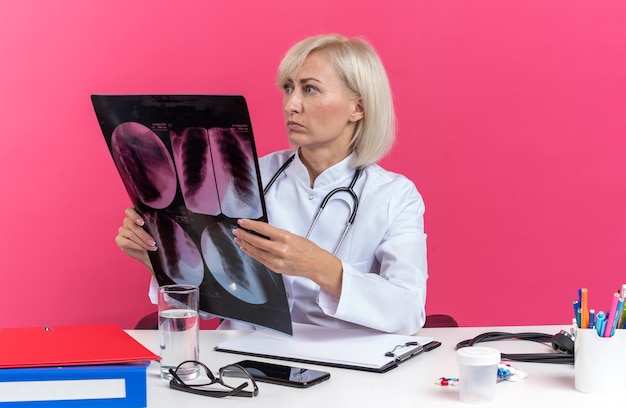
[263,154,295,196]
[263,154,362,255]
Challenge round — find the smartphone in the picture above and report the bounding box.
[235,359,331,388]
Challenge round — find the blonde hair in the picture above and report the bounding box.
[277,34,396,168]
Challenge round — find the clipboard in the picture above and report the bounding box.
[214,323,437,373]
[0,323,160,368]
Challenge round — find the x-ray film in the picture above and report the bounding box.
[92,95,292,335]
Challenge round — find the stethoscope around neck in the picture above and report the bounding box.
[263,153,362,255]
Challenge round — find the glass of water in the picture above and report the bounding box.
[158,284,200,380]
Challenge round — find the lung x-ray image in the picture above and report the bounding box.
[92,94,292,335]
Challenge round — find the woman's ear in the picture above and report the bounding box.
[349,98,365,122]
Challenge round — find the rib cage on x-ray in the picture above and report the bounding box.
[111,122,177,209]
[144,210,204,287]
[201,218,268,304]
[110,121,269,304]
[171,126,262,219]
[173,127,210,210]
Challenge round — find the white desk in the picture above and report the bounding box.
[127,325,622,407]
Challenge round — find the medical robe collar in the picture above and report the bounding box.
[291,150,358,189]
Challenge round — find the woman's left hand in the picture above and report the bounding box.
[233,218,343,298]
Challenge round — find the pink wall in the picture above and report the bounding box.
[1,1,624,329]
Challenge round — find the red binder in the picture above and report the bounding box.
[0,323,160,368]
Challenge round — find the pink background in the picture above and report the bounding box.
[1,1,624,329]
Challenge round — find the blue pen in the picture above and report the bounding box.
[589,309,595,329]
[578,288,582,306]
[595,311,606,337]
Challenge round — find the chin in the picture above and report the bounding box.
[287,134,306,146]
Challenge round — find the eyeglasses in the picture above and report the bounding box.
[168,360,259,398]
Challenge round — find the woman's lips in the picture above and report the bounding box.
[286,120,305,131]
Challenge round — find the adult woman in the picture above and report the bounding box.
[117,34,427,335]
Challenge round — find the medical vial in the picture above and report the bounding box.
[456,346,500,404]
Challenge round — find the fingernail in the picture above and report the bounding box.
[137,218,145,226]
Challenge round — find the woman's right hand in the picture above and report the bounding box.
[115,207,157,271]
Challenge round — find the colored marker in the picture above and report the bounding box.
[607,296,624,337]
[578,288,582,306]
[580,288,589,328]
[573,300,580,327]
[589,309,595,329]
[603,293,620,337]
[618,302,625,329]
[616,283,626,328]
[595,311,606,337]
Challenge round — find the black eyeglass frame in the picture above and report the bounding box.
[168,360,259,398]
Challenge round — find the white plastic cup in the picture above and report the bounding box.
[575,328,626,394]
[457,346,500,404]
[158,284,200,380]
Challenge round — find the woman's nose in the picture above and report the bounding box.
[284,92,302,114]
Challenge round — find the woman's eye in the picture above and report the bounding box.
[282,84,293,94]
[304,85,318,94]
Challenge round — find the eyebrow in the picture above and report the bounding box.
[297,77,323,84]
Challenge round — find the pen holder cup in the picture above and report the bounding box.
[574,328,626,395]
